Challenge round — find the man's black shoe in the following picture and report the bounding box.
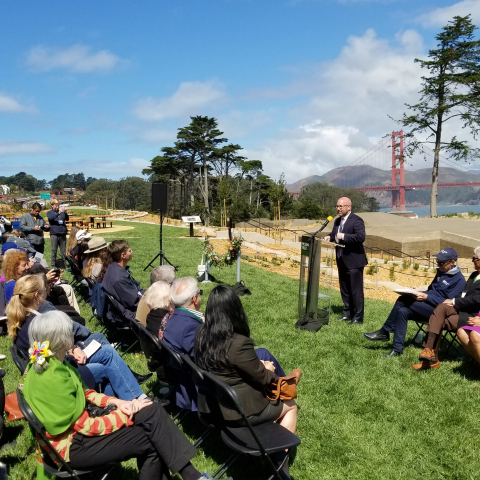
[0,368,5,379]
[146,396,170,407]
[132,371,153,385]
[364,329,390,342]
[337,316,350,322]
[348,319,364,325]
[382,349,402,358]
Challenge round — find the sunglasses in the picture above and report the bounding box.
[436,260,451,266]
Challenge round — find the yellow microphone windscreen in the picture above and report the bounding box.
[327,216,333,221]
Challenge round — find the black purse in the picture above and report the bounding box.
[85,403,117,418]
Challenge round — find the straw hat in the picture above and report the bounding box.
[84,236,109,254]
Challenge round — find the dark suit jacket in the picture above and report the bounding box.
[328,213,367,269]
[454,271,480,324]
[198,334,278,421]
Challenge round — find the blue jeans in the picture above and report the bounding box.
[83,333,143,400]
[382,295,434,353]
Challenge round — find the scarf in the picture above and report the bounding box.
[23,357,86,436]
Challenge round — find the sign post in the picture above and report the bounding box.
[182,216,202,237]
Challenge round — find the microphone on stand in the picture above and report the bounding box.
[309,216,334,241]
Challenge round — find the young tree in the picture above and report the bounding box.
[397,15,480,216]
[176,116,227,224]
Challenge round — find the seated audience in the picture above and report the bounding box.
[457,314,480,365]
[412,247,480,370]
[66,225,81,257]
[76,237,92,270]
[163,277,284,411]
[7,275,150,401]
[137,265,176,326]
[1,248,33,302]
[102,240,144,322]
[22,311,225,480]
[364,248,465,356]
[195,285,297,440]
[82,236,111,282]
[145,281,174,337]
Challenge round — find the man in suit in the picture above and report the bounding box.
[323,197,367,325]
[412,251,480,370]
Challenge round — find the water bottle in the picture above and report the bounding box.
[414,333,424,345]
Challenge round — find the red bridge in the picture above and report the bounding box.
[290,130,480,211]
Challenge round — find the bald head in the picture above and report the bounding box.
[336,197,352,217]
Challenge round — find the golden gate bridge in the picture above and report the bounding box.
[290,131,480,211]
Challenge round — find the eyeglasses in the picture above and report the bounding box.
[196,289,203,296]
[473,257,480,262]
[336,205,349,208]
[436,260,450,266]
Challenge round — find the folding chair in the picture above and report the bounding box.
[64,256,90,305]
[10,344,30,374]
[413,319,463,357]
[16,389,116,480]
[201,370,301,480]
[101,291,139,356]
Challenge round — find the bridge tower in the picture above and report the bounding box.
[391,130,405,211]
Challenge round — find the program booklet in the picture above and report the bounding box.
[393,287,421,296]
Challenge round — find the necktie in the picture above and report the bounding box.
[336,217,345,258]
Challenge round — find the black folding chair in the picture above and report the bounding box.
[64,255,90,305]
[10,344,29,374]
[16,388,116,480]
[201,370,301,480]
[101,291,139,357]
[413,319,463,357]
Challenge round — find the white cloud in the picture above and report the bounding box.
[25,44,123,73]
[0,93,37,113]
[132,80,226,121]
[135,128,176,144]
[418,0,480,28]
[0,140,53,157]
[244,28,427,182]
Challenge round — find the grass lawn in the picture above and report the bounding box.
[1,221,479,479]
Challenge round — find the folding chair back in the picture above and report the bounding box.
[10,344,29,374]
[201,371,301,480]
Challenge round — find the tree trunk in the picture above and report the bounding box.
[249,179,253,205]
[189,154,195,207]
[203,158,210,225]
[430,84,445,217]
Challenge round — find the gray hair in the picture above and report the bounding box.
[144,281,172,310]
[170,277,199,308]
[475,246,480,258]
[28,311,74,373]
[150,265,176,286]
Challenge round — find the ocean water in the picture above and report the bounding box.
[379,204,480,217]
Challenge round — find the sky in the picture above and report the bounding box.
[1,0,480,185]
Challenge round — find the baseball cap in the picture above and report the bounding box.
[12,237,36,253]
[433,248,458,261]
[76,229,93,241]
[1,242,26,255]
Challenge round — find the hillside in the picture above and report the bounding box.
[287,166,480,191]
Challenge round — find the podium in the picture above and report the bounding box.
[295,235,335,332]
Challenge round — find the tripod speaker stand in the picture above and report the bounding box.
[144,184,177,271]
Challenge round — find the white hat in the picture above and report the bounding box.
[76,229,93,241]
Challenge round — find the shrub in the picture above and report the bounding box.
[366,264,376,275]
[384,257,390,264]
[413,263,420,270]
[389,265,396,281]
[402,260,410,270]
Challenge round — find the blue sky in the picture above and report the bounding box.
[1,0,479,184]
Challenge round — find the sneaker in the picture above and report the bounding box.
[412,360,440,370]
[418,348,437,362]
[0,353,5,361]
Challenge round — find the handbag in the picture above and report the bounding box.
[266,368,301,401]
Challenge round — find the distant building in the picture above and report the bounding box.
[0,185,10,195]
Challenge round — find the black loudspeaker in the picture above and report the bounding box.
[152,184,168,212]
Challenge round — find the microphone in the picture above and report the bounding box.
[309,216,334,241]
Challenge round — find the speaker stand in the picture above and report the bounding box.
[144,211,177,271]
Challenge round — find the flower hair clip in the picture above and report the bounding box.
[28,341,53,365]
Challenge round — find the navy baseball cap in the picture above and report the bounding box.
[1,242,26,255]
[433,248,458,261]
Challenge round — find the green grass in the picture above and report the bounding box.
[2,221,480,479]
